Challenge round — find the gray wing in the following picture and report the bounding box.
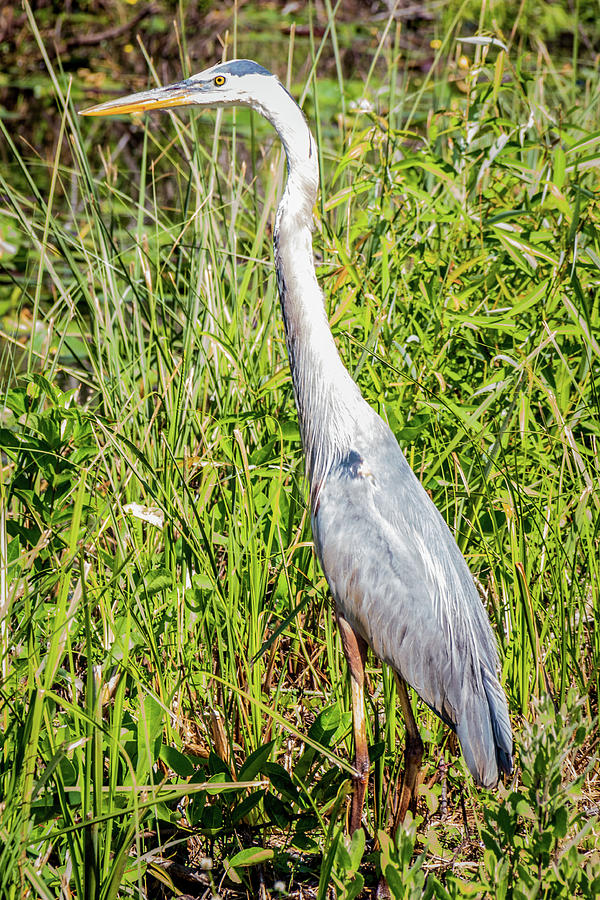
[312,408,512,788]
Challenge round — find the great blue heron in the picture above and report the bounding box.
[81,59,513,835]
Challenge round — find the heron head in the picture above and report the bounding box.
[80,59,285,118]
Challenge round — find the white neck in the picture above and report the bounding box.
[261,87,363,500]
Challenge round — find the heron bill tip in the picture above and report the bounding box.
[80,89,194,117]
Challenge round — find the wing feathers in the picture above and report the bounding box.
[313,419,513,786]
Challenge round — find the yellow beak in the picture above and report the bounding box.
[80,82,197,117]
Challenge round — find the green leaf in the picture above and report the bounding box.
[228,847,274,867]
[552,805,568,840]
[347,827,366,871]
[318,828,343,900]
[136,693,163,777]
[263,792,292,828]
[263,762,299,802]
[230,790,265,824]
[238,740,275,781]
[159,744,195,778]
[200,804,224,833]
[143,567,173,595]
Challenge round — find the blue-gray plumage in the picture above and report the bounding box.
[212,60,273,78]
[81,59,513,828]
[315,423,513,787]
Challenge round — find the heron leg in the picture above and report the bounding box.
[337,611,369,833]
[392,673,424,831]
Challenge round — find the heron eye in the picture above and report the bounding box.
[214,75,226,86]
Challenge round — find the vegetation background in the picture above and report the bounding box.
[0,0,599,897]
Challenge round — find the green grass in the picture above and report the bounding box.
[0,3,599,897]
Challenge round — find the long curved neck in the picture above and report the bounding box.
[265,91,362,501]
